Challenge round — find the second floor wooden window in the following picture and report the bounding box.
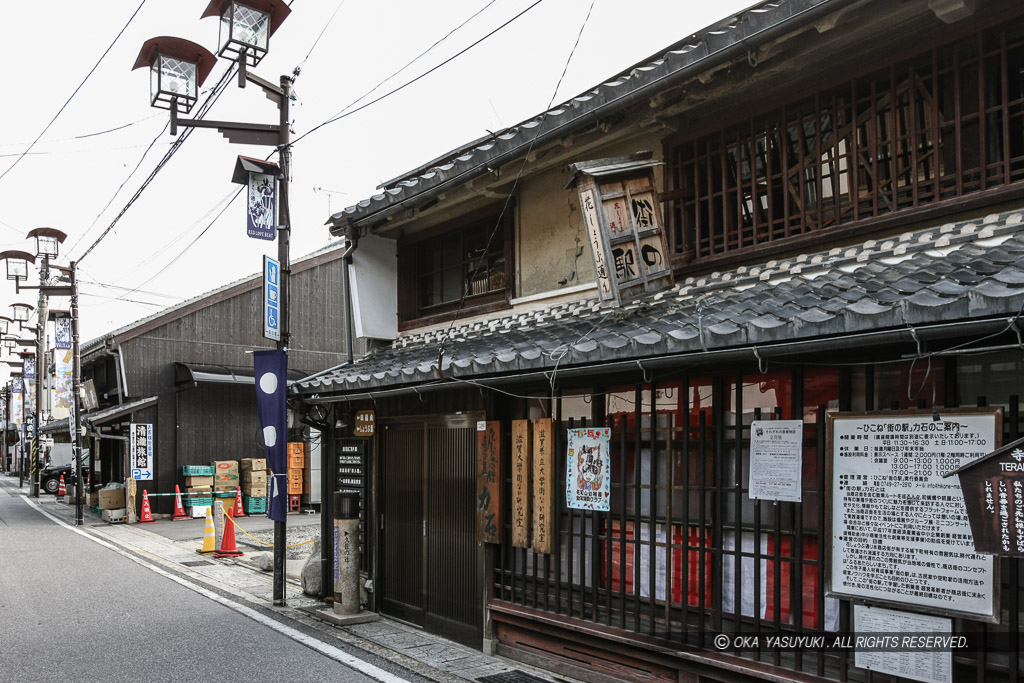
[664,17,1024,266]
[398,207,514,328]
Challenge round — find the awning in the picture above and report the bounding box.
[175,362,307,388]
[84,396,159,427]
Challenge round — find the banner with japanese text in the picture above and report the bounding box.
[566,427,611,511]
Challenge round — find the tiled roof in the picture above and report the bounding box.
[329,0,842,229]
[294,209,1024,396]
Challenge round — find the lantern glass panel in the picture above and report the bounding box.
[226,3,270,52]
[36,236,59,259]
[6,259,28,281]
[12,306,29,322]
[0,321,7,336]
[154,54,197,101]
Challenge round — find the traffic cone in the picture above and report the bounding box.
[214,504,244,558]
[171,485,189,521]
[196,506,215,555]
[233,486,247,518]
[58,475,67,496]
[137,489,156,523]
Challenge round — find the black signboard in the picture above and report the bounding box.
[336,439,369,553]
[946,434,1024,556]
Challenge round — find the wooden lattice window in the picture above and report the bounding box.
[664,18,1024,264]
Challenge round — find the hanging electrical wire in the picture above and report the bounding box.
[72,62,239,265]
[0,0,148,185]
[291,0,545,147]
[433,0,597,387]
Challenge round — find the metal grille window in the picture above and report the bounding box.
[490,364,1024,681]
[664,19,1024,264]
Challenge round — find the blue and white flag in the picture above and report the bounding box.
[254,349,288,522]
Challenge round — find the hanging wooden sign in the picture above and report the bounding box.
[569,153,673,305]
[476,420,502,544]
[945,433,1024,556]
[532,418,555,554]
[511,420,532,548]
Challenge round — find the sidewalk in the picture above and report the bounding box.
[11,483,574,683]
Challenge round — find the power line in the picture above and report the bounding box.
[292,0,545,147]
[295,0,349,71]
[435,0,596,375]
[321,0,499,121]
[73,62,239,265]
[0,0,148,185]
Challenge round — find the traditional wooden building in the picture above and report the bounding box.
[47,243,356,515]
[295,1,1024,680]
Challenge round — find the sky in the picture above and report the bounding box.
[0,0,752,366]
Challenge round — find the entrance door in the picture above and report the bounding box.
[380,415,482,647]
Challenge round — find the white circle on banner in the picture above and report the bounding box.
[259,372,278,394]
[263,425,277,447]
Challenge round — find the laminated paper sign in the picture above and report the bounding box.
[511,420,532,548]
[532,418,554,554]
[566,427,611,511]
[476,421,502,544]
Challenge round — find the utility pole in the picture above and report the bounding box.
[31,255,48,498]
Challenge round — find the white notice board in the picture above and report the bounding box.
[749,419,803,502]
[854,605,952,683]
[827,410,999,621]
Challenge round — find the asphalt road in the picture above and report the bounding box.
[0,479,408,683]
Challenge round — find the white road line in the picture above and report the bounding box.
[16,493,410,683]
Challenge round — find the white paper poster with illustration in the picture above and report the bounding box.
[566,428,611,511]
[749,420,804,502]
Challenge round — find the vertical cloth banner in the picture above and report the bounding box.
[566,427,611,511]
[254,350,288,522]
[54,348,74,412]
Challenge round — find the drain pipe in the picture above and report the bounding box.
[342,234,358,365]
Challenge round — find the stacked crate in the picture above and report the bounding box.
[287,443,305,508]
[182,464,214,515]
[240,457,268,514]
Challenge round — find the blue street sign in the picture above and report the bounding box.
[264,255,281,341]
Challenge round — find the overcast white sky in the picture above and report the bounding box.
[0,0,751,361]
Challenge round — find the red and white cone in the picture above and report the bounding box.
[233,486,247,518]
[137,490,156,523]
[171,485,189,521]
[58,474,67,497]
[214,505,244,558]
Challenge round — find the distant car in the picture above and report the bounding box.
[40,462,76,495]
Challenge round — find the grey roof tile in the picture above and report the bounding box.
[295,209,1024,395]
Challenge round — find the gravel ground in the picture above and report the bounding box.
[242,523,321,560]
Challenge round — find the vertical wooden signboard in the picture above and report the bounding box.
[511,420,532,548]
[532,418,555,554]
[476,421,502,544]
[571,155,673,306]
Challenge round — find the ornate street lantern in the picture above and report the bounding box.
[132,37,217,113]
[10,304,33,324]
[202,0,290,67]
[27,228,66,259]
[0,251,35,282]
[0,316,11,336]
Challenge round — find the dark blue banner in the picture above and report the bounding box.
[254,349,288,522]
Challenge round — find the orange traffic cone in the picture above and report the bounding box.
[58,474,67,496]
[171,485,189,520]
[214,504,244,558]
[196,506,215,555]
[233,486,247,518]
[137,489,156,523]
